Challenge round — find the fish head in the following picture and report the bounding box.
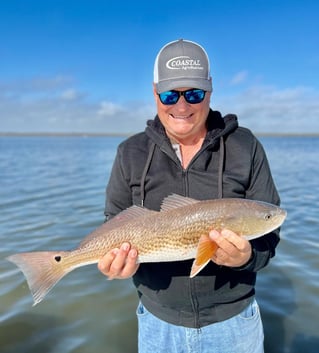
[238,200,287,240]
[215,199,287,240]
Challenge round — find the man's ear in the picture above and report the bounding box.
[153,83,159,102]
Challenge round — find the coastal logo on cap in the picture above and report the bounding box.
[166,56,204,71]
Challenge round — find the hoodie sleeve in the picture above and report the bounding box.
[104,145,133,221]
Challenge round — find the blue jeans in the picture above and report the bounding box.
[136,299,264,353]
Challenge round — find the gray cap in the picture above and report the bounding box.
[154,39,212,93]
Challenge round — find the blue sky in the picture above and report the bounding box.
[1,0,318,134]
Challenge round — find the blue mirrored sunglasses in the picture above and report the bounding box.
[158,89,206,105]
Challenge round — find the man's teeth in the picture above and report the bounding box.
[171,114,190,119]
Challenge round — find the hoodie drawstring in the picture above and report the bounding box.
[140,136,225,206]
[140,142,156,207]
[217,136,225,199]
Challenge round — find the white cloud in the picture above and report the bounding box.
[61,89,82,101]
[0,75,73,95]
[230,71,248,86]
[0,76,154,133]
[1,75,318,134]
[214,85,319,133]
[97,101,123,117]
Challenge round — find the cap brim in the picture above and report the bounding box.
[156,78,212,93]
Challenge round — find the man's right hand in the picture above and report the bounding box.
[97,242,139,279]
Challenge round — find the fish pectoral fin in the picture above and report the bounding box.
[190,234,218,278]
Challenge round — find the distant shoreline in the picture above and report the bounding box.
[1,132,319,138]
[0,132,131,138]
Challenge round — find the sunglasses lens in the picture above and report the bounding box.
[184,89,205,104]
[158,89,206,105]
[159,91,179,105]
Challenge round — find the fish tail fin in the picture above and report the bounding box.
[6,251,73,306]
[190,234,218,278]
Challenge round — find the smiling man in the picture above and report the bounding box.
[152,40,213,168]
[98,39,281,353]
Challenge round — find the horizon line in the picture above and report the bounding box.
[1,132,319,138]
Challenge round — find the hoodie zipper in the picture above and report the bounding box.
[142,136,225,327]
[182,137,224,328]
[181,168,201,328]
[189,276,201,328]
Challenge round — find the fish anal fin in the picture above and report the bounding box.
[190,234,218,278]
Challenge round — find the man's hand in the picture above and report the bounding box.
[209,229,252,268]
[97,242,139,279]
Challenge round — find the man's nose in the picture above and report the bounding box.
[175,96,189,109]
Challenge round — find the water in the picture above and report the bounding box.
[0,135,318,353]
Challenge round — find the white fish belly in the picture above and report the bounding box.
[137,248,197,264]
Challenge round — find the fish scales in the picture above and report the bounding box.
[54,199,280,263]
[77,202,221,262]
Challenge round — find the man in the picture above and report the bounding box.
[98,39,280,353]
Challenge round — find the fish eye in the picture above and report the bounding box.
[264,214,272,220]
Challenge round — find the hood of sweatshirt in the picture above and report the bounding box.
[137,110,239,204]
[144,109,238,149]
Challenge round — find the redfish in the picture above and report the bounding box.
[7,194,286,306]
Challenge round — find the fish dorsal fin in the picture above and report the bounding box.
[114,205,157,222]
[190,234,218,278]
[103,206,157,231]
[160,194,200,212]
[79,206,157,247]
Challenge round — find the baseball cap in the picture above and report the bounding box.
[154,39,212,94]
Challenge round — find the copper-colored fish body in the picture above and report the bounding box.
[7,194,287,305]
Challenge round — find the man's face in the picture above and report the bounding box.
[153,85,211,143]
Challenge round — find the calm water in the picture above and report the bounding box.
[0,135,318,353]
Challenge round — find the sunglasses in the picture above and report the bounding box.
[158,89,206,105]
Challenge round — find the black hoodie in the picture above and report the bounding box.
[105,110,280,328]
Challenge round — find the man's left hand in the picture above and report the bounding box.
[209,229,252,267]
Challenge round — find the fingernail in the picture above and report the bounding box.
[129,249,137,258]
[209,230,220,240]
[97,261,105,271]
[112,248,119,256]
[121,243,129,251]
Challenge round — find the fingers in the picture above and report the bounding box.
[209,229,252,267]
[97,242,139,279]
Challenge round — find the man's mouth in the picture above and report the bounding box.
[169,114,193,120]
